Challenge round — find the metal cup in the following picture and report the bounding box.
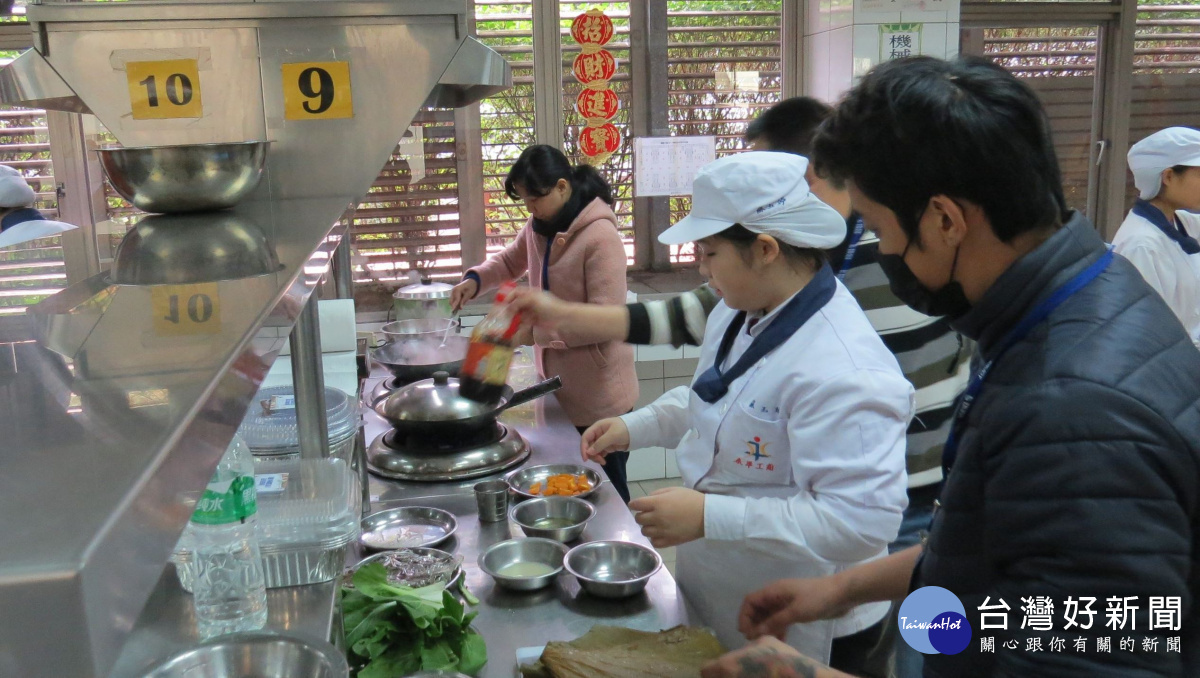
[474,480,509,522]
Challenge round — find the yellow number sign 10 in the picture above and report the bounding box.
[282,61,354,120]
[151,284,221,337]
[126,59,203,120]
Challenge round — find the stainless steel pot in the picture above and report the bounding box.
[393,276,454,321]
[373,371,561,437]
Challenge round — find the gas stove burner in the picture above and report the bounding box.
[367,376,405,408]
[384,423,507,452]
[367,423,530,482]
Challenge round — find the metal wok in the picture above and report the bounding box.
[369,336,470,384]
[373,371,562,438]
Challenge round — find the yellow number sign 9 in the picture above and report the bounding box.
[282,61,354,120]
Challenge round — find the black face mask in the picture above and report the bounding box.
[877,239,972,319]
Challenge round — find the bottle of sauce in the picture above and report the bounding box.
[459,282,522,403]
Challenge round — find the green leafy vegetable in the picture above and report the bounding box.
[341,562,487,676]
[458,578,480,606]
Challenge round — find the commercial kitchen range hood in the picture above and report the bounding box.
[0,2,509,677]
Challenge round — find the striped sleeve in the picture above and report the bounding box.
[625,284,719,347]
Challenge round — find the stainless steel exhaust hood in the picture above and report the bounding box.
[0,3,510,677]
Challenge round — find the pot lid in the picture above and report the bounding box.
[393,276,453,301]
[239,385,360,453]
[374,371,495,424]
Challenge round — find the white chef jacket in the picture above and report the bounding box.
[1113,209,1200,348]
[621,281,914,660]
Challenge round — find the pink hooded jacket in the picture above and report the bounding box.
[468,198,638,426]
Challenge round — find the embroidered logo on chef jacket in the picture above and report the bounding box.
[734,435,778,473]
[745,437,771,462]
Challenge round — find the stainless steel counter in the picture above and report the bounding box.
[108,573,339,678]
[360,354,694,677]
[108,354,691,678]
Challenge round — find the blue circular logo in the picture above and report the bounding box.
[898,586,972,655]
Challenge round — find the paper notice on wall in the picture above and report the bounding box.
[879,23,923,62]
[714,71,760,93]
[396,124,426,185]
[633,136,716,197]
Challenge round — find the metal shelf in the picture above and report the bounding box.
[0,197,351,678]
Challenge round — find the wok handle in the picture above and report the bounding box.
[498,375,563,413]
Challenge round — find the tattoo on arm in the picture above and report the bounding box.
[735,651,819,678]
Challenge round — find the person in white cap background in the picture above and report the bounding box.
[0,165,77,249]
[1113,126,1200,348]
[578,151,914,674]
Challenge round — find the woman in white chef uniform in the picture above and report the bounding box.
[1113,126,1200,348]
[0,165,77,249]
[581,152,913,664]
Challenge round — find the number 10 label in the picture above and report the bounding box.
[151,283,221,337]
[126,59,203,120]
[281,61,353,120]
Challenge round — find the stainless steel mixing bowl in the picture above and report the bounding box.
[478,537,567,592]
[111,212,281,285]
[510,496,595,543]
[97,141,268,213]
[141,631,349,678]
[564,540,661,599]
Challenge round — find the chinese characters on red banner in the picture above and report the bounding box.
[570,9,621,165]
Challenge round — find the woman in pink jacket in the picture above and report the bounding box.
[451,145,639,501]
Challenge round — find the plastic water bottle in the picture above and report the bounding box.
[187,434,268,639]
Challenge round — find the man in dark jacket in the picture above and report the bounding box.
[702,56,1200,678]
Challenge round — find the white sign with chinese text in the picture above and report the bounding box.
[714,71,761,93]
[859,0,947,12]
[633,136,717,197]
[880,23,923,63]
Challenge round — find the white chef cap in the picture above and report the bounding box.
[0,165,37,208]
[658,151,846,249]
[1128,127,1200,200]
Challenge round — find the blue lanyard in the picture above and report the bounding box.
[837,217,865,281]
[941,248,1114,475]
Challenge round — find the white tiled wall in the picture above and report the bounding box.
[627,446,667,482]
[808,0,961,105]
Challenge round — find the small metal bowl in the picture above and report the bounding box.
[97,141,268,213]
[360,506,458,551]
[565,540,662,599]
[141,631,348,678]
[478,537,568,592]
[510,496,595,543]
[506,463,604,501]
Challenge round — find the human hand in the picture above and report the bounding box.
[737,575,852,642]
[580,417,630,465]
[628,487,705,548]
[450,278,479,311]
[511,321,534,347]
[701,637,843,678]
[507,287,570,330]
